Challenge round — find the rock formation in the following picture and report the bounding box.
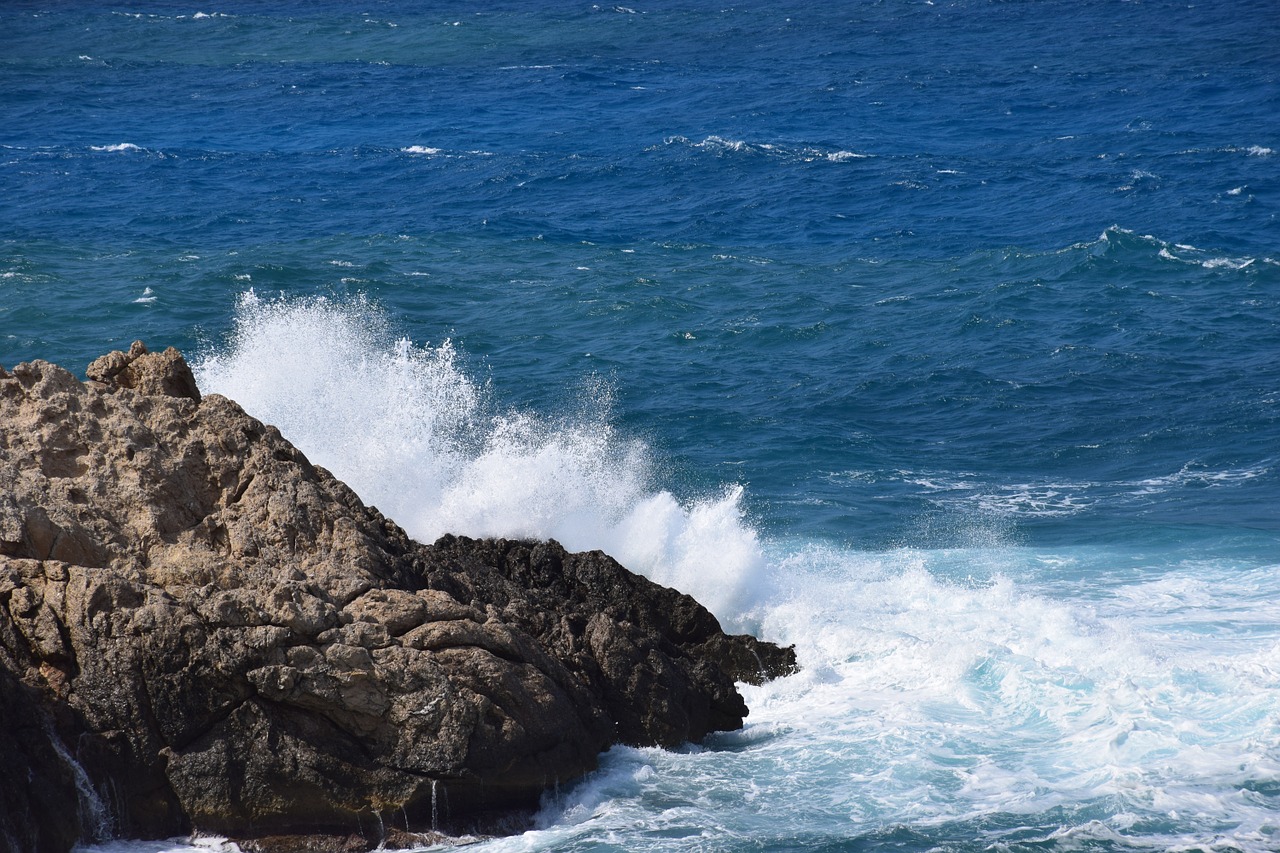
[0,343,795,853]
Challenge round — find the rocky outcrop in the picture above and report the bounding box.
[0,343,795,852]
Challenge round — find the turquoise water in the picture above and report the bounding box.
[3,2,1279,850]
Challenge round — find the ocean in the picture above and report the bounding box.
[3,1,1279,850]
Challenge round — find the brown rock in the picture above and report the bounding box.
[0,344,796,852]
[86,340,200,401]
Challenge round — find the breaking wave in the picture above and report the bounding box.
[193,292,766,626]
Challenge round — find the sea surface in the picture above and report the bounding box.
[4,1,1280,851]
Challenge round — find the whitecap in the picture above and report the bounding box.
[1202,256,1255,270]
[402,145,443,155]
[90,143,143,153]
[701,135,749,152]
[1125,462,1269,495]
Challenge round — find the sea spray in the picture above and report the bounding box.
[193,292,766,628]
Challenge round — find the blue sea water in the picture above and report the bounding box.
[3,1,1280,851]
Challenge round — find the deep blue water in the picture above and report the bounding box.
[4,2,1280,851]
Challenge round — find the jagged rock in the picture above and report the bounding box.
[0,345,796,852]
[86,339,201,401]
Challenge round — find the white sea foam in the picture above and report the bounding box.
[662,135,872,163]
[90,143,143,153]
[501,540,1280,852]
[193,293,766,626]
[898,472,1095,517]
[76,837,243,853]
[402,146,443,155]
[1106,227,1260,273]
[697,135,749,153]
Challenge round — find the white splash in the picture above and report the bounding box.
[193,293,766,626]
[499,539,1280,853]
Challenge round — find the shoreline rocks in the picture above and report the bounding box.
[0,343,795,852]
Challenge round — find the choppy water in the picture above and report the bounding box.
[3,1,1279,851]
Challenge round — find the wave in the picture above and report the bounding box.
[401,145,494,157]
[660,135,873,163]
[110,11,233,20]
[1097,225,1275,269]
[193,292,767,627]
[840,460,1275,520]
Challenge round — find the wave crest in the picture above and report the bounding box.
[193,292,766,626]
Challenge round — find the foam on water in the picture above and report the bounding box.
[504,543,1280,852]
[661,135,874,163]
[78,839,241,853]
[193,292,767,626]
[90,143,144,153]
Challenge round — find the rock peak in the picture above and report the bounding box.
[85,340,201,401]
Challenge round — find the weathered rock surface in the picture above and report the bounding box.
[0,343,795,852]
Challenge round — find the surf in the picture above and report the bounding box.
[180,293,1280,853]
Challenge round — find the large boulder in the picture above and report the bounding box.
[0,344,795,852]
